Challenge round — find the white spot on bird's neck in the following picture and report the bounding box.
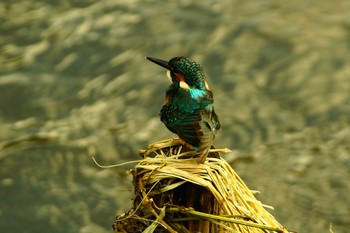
[179,81,190,90]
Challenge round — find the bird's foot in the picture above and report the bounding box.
[178,138,198,151]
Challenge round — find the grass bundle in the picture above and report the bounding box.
[113,139,292,233]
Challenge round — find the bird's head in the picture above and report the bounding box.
[146,56,210,91]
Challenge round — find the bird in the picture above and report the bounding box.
[146,56,221,163]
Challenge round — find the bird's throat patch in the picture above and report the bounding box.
[166,70,172,83]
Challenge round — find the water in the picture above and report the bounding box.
[1,1,350,232]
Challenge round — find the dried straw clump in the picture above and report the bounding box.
[114,139,292,233]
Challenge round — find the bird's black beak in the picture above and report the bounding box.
[146,57,171,70]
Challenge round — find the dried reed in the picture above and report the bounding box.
[113,139,292,233]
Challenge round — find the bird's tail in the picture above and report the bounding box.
[196,128,214,163]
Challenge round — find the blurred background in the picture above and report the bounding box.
[1,0,350,232]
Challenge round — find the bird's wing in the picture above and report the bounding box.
[161,89,219,162]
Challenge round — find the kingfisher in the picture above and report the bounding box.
[146,56,221,163]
